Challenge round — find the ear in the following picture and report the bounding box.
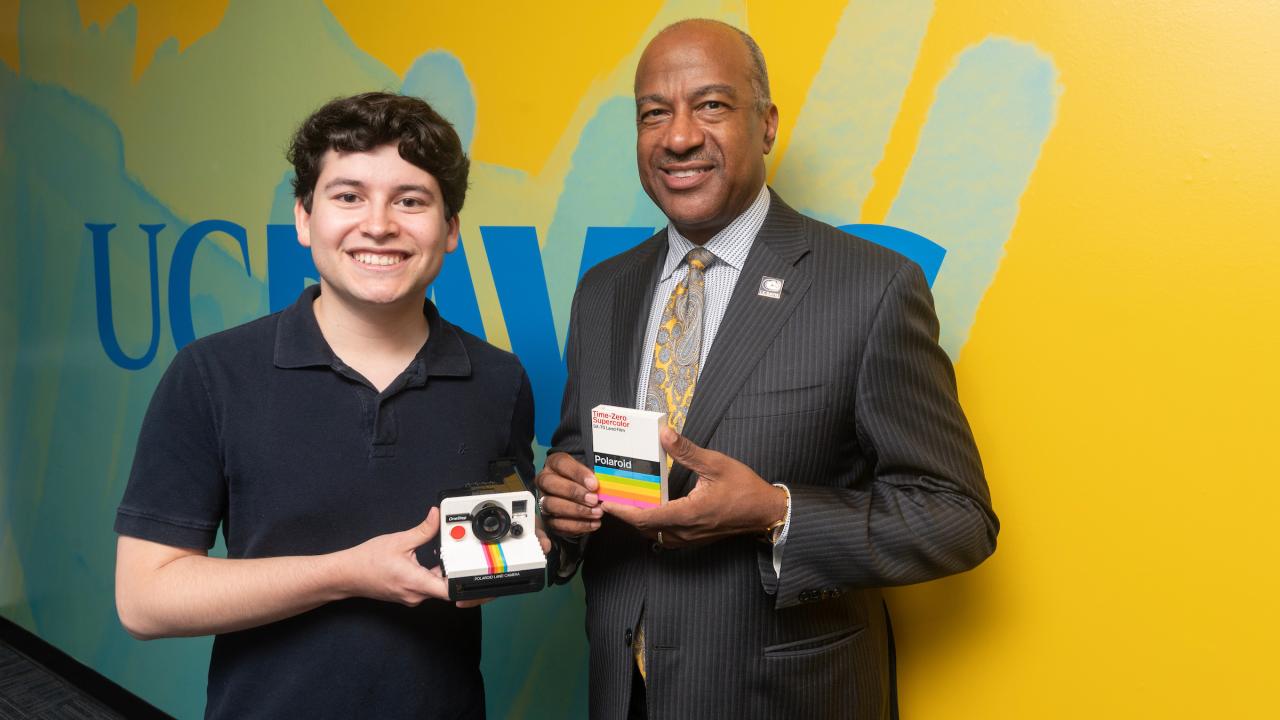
[294,198,312,248]
[761,104,779,155]
[444,213,460,254]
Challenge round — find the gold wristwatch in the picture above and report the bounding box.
[764,484,791,545]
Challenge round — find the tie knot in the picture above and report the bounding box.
[685,247,716,272]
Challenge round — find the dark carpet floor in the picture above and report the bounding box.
[0,640,123,720]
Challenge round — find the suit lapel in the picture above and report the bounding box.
[609,234,668,407]
[671,193,814,497]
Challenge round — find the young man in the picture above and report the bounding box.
[537,20,998,719]
[115,92,536,719]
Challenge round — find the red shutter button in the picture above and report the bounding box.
[450,525,466,540]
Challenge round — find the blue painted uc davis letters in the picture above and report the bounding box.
[88,221,944,445]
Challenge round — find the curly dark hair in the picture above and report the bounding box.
[287,92,470,217]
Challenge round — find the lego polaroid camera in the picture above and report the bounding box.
[438,460,546,601]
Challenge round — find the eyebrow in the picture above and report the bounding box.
[636,83,739,107]
[322,178,365,191]
[393,184,434,196]
[322,178,435,197]
[690,84,738,100]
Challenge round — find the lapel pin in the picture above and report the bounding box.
[758,276,784,299]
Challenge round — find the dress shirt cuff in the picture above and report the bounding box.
[770,483,792,577]
[554,533,586,579]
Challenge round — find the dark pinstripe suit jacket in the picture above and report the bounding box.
[549,191,998,719]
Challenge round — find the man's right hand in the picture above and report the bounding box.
[535,452,603,537]
[336,507,483,608]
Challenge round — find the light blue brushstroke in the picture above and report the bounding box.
[402,52,490,340]
[542,96,665,347]
[269,171,298,225]
[403,52,476,152]
[773,0,934,222]
[886,38,1060,357]
[1,68,256,719]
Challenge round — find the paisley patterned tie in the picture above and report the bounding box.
[634,246,716,682]
[645,247,716,435]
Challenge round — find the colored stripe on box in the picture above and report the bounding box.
[598,494,661,509]
[595,465,661,484]
[597,484,660,505]
[596,479,660,502]
[595,466,661,507]
[595,471,660,493]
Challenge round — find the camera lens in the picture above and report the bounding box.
[471,501,511,543]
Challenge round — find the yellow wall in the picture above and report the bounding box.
[882,3,1280,717]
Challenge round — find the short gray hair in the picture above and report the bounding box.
[735,26,772,113]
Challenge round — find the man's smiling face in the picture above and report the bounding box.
[634,21,778,244]
[295,142,458,313]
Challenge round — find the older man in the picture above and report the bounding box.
[536,18,998,720]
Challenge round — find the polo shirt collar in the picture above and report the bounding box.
[274,285,471,379]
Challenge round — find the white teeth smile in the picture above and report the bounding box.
[352,252,405,267]
[667,168,709,178]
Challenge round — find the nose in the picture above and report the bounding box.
[361,202,399,240]
[664,108,704,156]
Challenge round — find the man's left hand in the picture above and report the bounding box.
[602,427,787,548]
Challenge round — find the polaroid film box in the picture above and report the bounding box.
[591,405,667,508]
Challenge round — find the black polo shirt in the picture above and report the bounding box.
[115,285,534,719]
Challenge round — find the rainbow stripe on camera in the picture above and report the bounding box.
[483,542,507,574]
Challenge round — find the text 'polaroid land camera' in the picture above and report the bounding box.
[439,460,546,601]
